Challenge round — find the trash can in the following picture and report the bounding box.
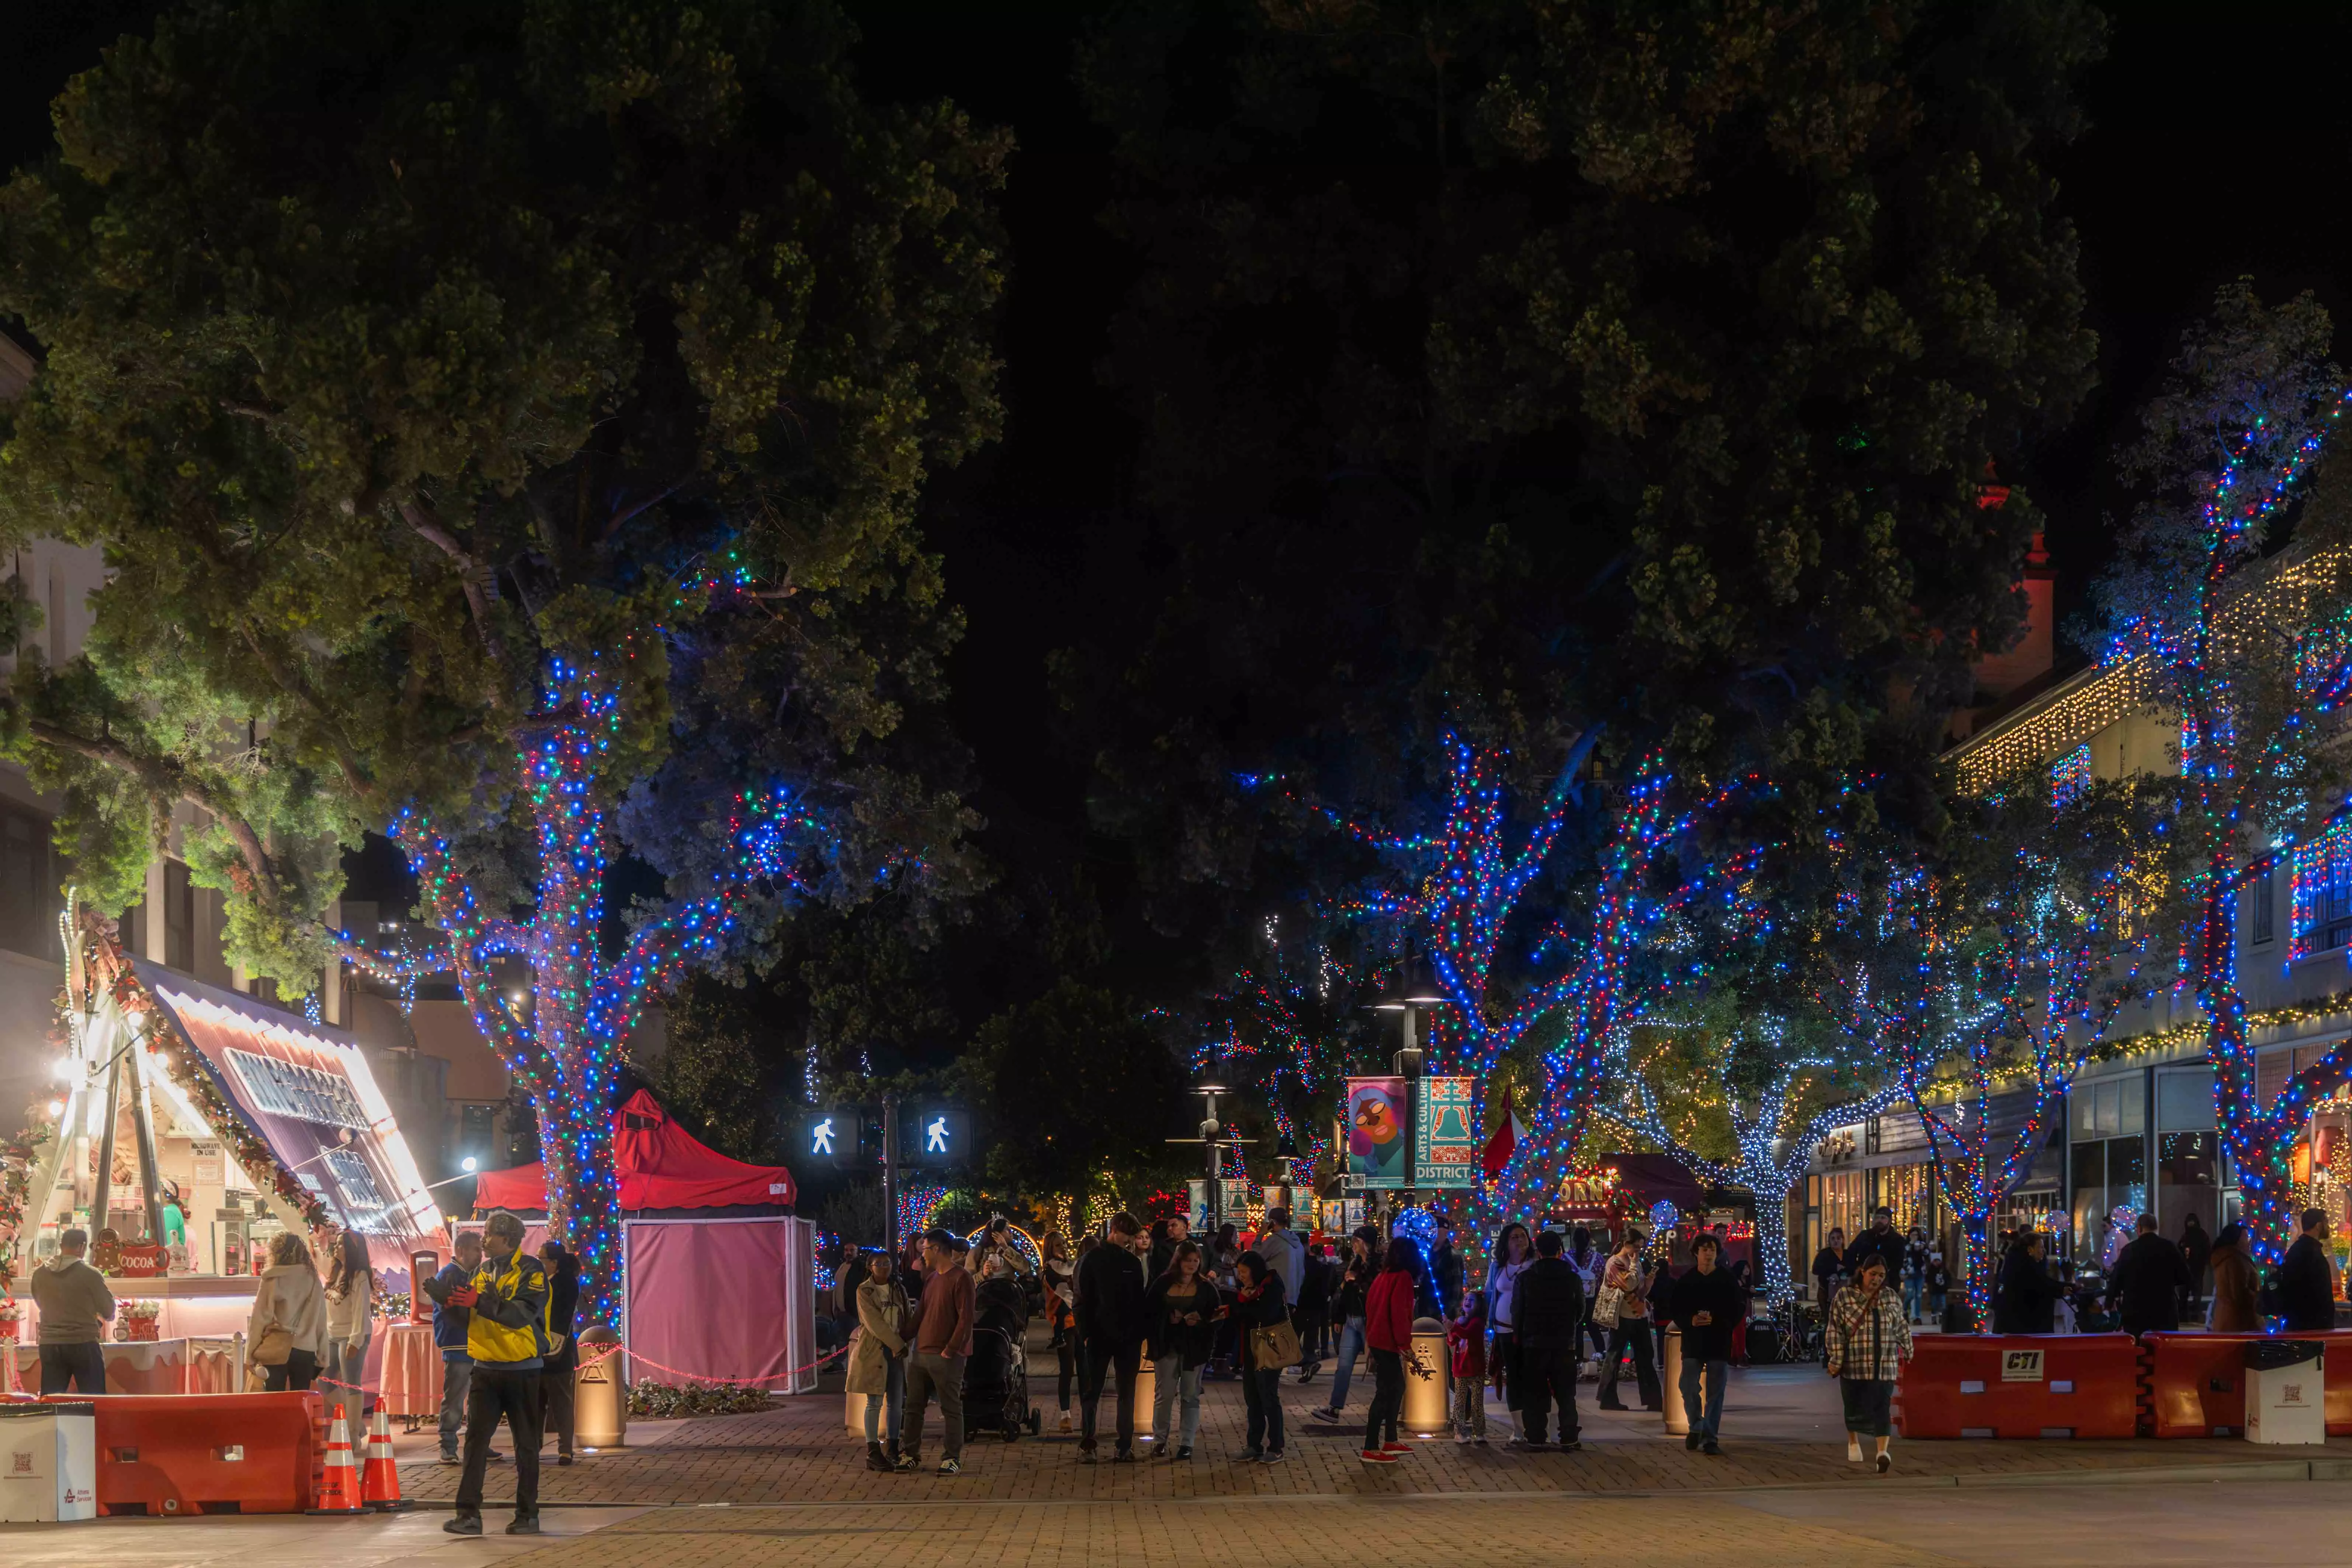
[575,1324,628,1451]
[1660,1328,1688,1436]
[0,1401,96,1523]
[2245,1339,2325,1445]
[1404,1317,1450,1437]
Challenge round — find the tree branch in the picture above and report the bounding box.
[399,499,511,677]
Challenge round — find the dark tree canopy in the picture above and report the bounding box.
[1063,0,2107,968]
[0,0,1007,983]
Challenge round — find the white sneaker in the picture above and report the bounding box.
[1847,1440,1863,1464]
[1454,1430,1474,1445]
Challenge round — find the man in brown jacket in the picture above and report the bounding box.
[896,1228,974,1475]
[31,1227,115,1394]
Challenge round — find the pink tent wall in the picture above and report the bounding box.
[621,1217,817,1393]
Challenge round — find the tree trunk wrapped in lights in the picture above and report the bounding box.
[2086,283,2352,1259]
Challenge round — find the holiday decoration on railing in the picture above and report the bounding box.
[0,1122,53,1291]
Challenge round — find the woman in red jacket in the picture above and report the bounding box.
[1360,1238,1423,1463]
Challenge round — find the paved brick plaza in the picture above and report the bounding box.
[391,1363,2352,1508]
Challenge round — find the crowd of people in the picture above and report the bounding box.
[835,1205,1925,1475]
[1807,1203,2341,1343]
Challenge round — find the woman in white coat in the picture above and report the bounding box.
[322,1228,375,1428]
[247,1231,328,1391]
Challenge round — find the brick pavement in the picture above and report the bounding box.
[395,1363,2352,1508]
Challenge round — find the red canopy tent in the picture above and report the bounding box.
[472,1089,797,1213]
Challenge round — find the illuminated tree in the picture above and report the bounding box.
[1603,1012,1895,1304]
[0,0,1004,1317]
[2088,281,2352,1256]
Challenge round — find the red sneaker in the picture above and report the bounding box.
[1381,1441,1413,1454]
[1359,1449,1399,1463]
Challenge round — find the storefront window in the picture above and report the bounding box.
[1821,1169,1864,1249]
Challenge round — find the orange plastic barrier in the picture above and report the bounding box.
[42,1391,325,1515]
[2140,1331,2352,1438]
[1894,1333,2139,1439]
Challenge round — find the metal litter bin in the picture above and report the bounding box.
[0,1401,96,1523]
[575,1324,628,1451]
[1660,1327,1688,1436]
[1404,1317,1450,1437]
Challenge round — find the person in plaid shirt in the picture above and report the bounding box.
[1827,1254,1913,1473]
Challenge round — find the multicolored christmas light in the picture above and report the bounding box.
[1601,1017,1900,1304]
[2097,381,2352,1259]
[333,652,859,1324]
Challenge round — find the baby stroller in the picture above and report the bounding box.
[965,1273,1041,1441]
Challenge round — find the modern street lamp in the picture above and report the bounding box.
[1370,944,1446,1231]
[1168,1080,1251,1236]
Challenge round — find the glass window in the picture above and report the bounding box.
[2252,867,2277,947]
[2070,1141,2106,1257]
[2158,1068,2216,1131]
[2118,1076,2146,1137]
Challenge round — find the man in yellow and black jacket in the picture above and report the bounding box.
[445,1211,552,1537]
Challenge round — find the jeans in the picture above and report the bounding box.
[1077,1340,1141,1451]
[1364,1347,1405,1449]
[1521,1345,1580,1444]
[1491,1329,1521,1411]
[1326,1317,1366,1410]
[862,1354,905,1446]
[455,1366,542,1519]
[902,1351,966,1461]
[1242,1363,1285,1454]
[1903,1276,1924,1321]
[1679,1355,1727,1441]
[1598,1319,1660,1409]
[323,1328,370,1431]
[1151,1356,1203,1448]
[439,1352,475,1457]
[38,1342,106,1394]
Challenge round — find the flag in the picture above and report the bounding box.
[1481,1107,1529,1179]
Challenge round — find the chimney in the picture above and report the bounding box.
[1968,469,2054,706]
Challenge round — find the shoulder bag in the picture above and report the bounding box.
[1249,1309,1301,1370]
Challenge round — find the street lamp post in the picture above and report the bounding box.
[1372,946,1446,1236]
[1170,1082,1249,1236]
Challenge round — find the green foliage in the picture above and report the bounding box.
[964,978,1189,1200]
[0,0,1006,986]
[655,974,785,1165]
[628,1378,772,1418]
[1064,0,2107,969]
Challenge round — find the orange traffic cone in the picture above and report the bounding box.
[361,1407,410,1511]
[306,1415,364,1516]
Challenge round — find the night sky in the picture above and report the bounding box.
[7,0,2352,894]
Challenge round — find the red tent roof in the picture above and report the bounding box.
[472,1090,797,1213]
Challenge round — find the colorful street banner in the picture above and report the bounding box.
[1346,1076,1409,1188]
[1415,1075,1478,1189]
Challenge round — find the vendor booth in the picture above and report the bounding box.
[468,1091,815,1394]
[2,902,446,1393]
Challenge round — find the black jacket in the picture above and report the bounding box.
[1811,1246,1843,1285]
[1297,1253,1333,1313]
[1144,1274,1222,1366]
[542,1251,582,1371]
[1433,1245,1464,1312]
[1845,1227,1907,1279]
[1333,1255,1375,1324]
[1075,1242,1148,1349]
[1666,1265,1746,1362]
[1232,1280,1291,1369]
[1511,1256,1587,1351]
[1992,1250,2063,1334]
[2106,1233,2190,1331]
[2278,1233,2337,1333]
[2180,1224,2212,1288]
